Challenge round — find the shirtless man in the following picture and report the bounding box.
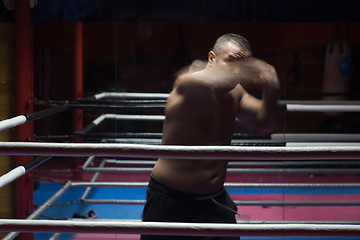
[141,33,280,240]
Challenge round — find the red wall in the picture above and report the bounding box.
[34,21,360,133]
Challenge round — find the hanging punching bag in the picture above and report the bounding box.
[322,40,352,115]
[322,40,351,100]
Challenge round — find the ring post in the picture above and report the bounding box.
[73,21,84,179]
[14,0,34,239]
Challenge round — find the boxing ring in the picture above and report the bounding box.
[1,92,360,239]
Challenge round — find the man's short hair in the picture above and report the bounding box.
[212,33,252,55]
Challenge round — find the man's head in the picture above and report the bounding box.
[207,33,253,72]
[212,33,252,56]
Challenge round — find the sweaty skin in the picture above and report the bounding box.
[152,41,279,194]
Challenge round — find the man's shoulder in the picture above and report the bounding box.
[173,71,213,101]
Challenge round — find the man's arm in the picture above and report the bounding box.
[235,62,280,133]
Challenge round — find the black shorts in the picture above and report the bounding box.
[141,176,240,240]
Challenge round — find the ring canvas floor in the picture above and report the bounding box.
[33,179,360,239]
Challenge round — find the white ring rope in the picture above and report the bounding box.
[271,133,360,142]
[94,92,169,100]
[0,105,68,132]
[0,166,25,188]
[92,114,165,125]
[0,220,360,237]
[0,156,52,189]
[286,104,360,112]
[0,142,359,160]
[70,182,360,188]
[0,115,26,132]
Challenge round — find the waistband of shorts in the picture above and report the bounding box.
[148,175,225,201]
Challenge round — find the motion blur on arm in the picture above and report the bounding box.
[172,34,280,134]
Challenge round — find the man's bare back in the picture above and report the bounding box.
[152,74,244,194]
